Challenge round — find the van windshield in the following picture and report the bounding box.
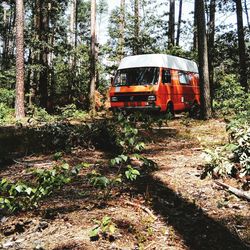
[114,67,159,86]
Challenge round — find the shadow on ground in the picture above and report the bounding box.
[134,174,248,250]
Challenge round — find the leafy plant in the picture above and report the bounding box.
[0,163,74,213]
[89,216,117,240]
[125,165,140,181]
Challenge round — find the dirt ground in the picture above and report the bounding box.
[0,118,249,250]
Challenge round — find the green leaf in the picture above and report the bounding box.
[89,226,100,238]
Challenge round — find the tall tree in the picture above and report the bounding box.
[176,0,182,47]
[244,0,250,30]
[208,0,216,99]
[168,0,175,48]
[133,0,140,54]
[15,0,25,118]
[193,1,198,51]
[118,0,125,60]
[235,0,248,92]
[196,0,212,119]
[89,0,96,113]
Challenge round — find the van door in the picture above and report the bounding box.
[178,71,195,110]
[161,69,172,111]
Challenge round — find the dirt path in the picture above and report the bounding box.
[0,119,249,250]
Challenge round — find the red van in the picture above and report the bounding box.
[109,54,200,115]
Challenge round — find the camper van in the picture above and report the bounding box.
[109,54,200,115]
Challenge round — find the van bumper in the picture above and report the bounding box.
[109,106,161,112]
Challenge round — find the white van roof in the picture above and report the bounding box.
[118,54,199,73]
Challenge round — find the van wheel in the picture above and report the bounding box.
[166,103,174,118]
[189,102,201,119]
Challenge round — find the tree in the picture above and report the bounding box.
[235,0,248,92]
[176,0,182,47]
[133,0,140,55]
[168,0,175,48]
[89,0,96,114]
[208,0,216,99]
[196,0,212,119]
[15,0,25,118]
[118,0,125,60]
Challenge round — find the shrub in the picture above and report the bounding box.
[0,88,15,106]
[214,74,249,117]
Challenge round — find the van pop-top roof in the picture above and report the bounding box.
[118,54,199,73]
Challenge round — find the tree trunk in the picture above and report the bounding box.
[244,0,250,30]
[196,0,212,120]
[176,0,182,47]
[235,0,248,92]
[133,0,140,55]
[89,0,96,114]
[39,1,49,109]
[118,0,125,60]
[208,0,216,101]
[193,1,197,51]
[15,0,25,119]
[168,0,175,48]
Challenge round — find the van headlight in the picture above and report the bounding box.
[111,96,118,102]
[148,95,156,101]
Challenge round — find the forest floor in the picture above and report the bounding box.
[0,117,249,250]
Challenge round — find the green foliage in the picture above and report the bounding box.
[0,103,14,124]
[214,74,250,118]
[204,122,250,179]
[58,104,88,120]
[89,216,117,239]
[125,165,140,181]
[0,88,15,106]
[0,164,74,213]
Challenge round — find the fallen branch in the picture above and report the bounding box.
[125,201,157,221]
[14,159,53,167]
[214,181,250,202]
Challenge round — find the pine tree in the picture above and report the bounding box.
[15,0,25,118]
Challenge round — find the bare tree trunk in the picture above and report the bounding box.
[196,0,212,120]
[193,1,198,51]
[118,0,125,61]
[244,0,250,30]
[168,0,175,48]
[39,1,49,109]
[133,0,140,55]
[208,0,216,101]
[176,0,182,47]
[89,0,96,114]
[15,0,25,119]
[235,0,248,92]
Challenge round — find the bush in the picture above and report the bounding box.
[214,74,249,117]
[0,88,15,107]
[0,103,14,124]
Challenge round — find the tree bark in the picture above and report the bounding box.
[192,2,198,51]
[133,0,140,55]
[15,0,25,119]
[208,0,216,101]
[176,0,182,47]
[244,0,250,30]
[196,0,212,120]
[118,0,125,60]
[168,0,175,48]
[39,1,49,109]
[89,0,96,114]
[235,0,248,92]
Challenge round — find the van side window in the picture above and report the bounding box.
[179,72,189,85]
[162,69,171,83]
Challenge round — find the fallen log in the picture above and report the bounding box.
[214,180,250,202]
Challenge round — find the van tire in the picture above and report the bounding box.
[166,102,174,118]
[189,102,201,119]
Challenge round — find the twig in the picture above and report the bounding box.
[14,159,53,167]
[214,181,250,201]
[125,201,157,220]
